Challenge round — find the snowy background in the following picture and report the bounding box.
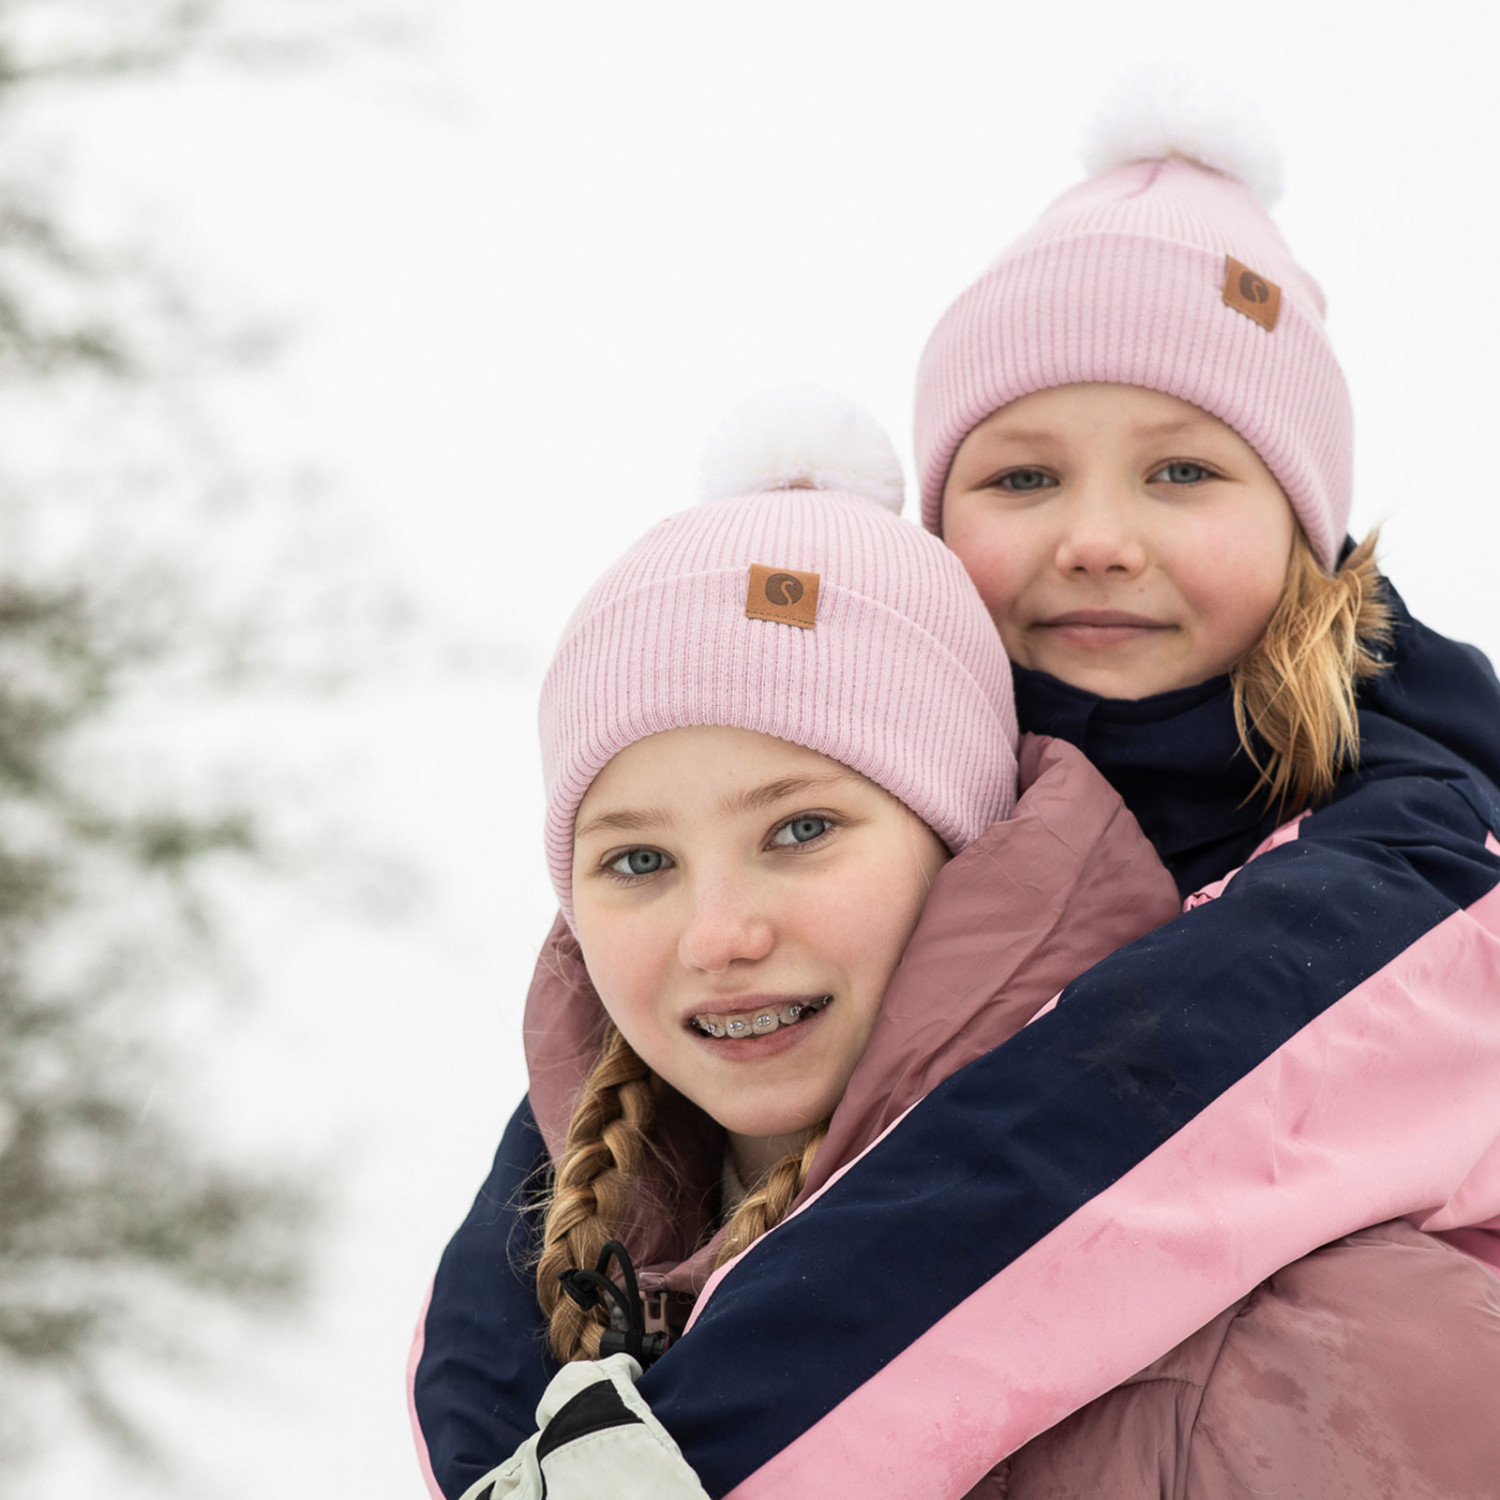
[21,0,1500,1495]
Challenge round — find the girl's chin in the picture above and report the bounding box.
[718,1101,832,1146]
[1032,656,1204,701]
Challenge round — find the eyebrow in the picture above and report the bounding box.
[979,426,1062,447]
[1126,418,1203,440]
[718,773,857,818]
[573,807,673,843]
[573,772,858,844]
[984,417,1204,446]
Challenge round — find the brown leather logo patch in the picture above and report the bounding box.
[746,564,820,629]
[1222,256,1281,331]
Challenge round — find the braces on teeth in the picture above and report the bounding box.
[689,995,831,1039]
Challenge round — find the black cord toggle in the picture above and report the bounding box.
[557,1240,669,1368]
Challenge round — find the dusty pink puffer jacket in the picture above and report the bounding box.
[970,1215,1500,1499]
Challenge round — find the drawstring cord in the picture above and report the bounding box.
[557,1240,670,1367]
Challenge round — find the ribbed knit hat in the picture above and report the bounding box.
[916,96,1351,570]
[541,388,1019,927]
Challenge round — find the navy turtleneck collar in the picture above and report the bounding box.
[1013,667,1283,898]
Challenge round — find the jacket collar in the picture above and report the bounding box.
[1012,668,1277,899]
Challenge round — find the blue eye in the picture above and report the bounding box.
[1152,461,1212,484]
[995,469,1056,492]
[607,848,669,877]
[772,815,831,847]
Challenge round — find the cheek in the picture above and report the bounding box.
[824,843,942,992]
[575,912,667,1035]
[943,511,1028,627]
[1173,518,1292,652]
[1224,557,1285,624]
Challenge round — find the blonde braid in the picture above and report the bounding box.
[536,1026,657,1362]
[714,1126,828,1268]
[1231,529,1392,818]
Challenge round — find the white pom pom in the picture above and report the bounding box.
[1081,67,1284,207]
[698,386,905,514]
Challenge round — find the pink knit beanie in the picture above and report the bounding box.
[541,389,1019,926]
[916,113,1352,570]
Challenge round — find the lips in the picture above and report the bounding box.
[1030,609,1175,651]
[1037,609,1170,630]
[687,995,832,1039]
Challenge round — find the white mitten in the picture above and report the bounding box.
[458,1354,711,1500]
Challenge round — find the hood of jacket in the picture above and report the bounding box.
[521,734,1181,1300]
[1014,572,1500,897]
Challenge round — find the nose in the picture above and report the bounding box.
[676,876,775,974]
[1053,484,1147,579]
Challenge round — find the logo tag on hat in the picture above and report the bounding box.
[1222,256,1281,332]
[746,564,820,629]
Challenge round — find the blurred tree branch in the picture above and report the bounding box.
[0,0,416,1481]
[0,0,406,87]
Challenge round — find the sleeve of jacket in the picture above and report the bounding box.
[411,1099,559,1500]
[635,766,1500,1499]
